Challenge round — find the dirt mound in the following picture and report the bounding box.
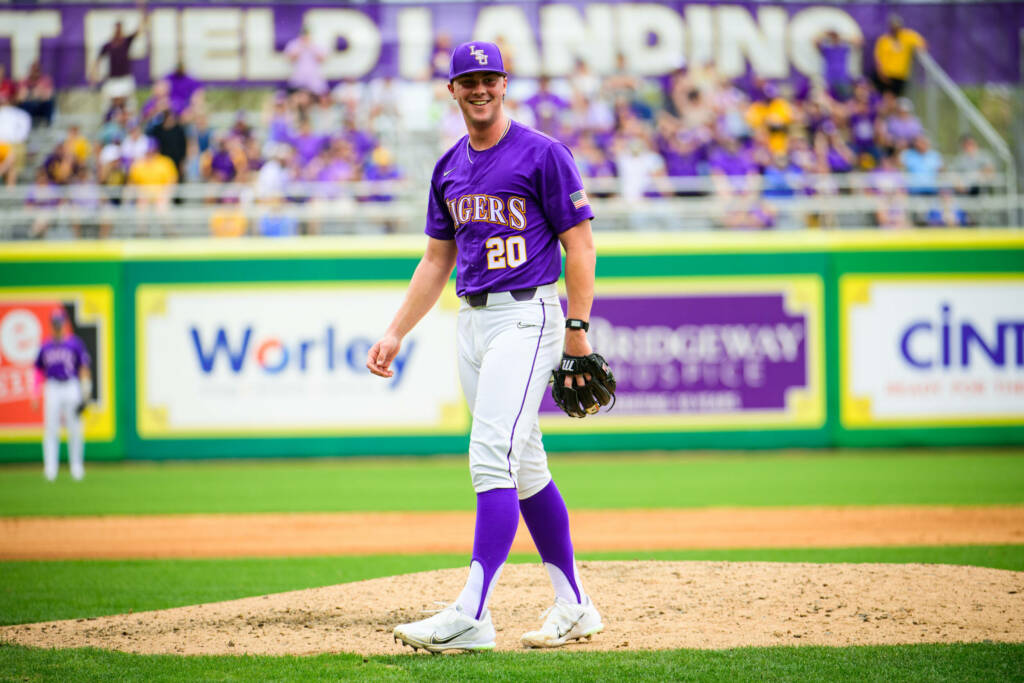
[3,561,1022,655]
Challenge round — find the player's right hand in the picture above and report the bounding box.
[366,335,401,378]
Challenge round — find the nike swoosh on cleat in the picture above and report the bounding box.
[556,616,583,639]
[443,168,455,176]
[430,626,473,644]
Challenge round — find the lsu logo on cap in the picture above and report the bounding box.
[469,45,488,65]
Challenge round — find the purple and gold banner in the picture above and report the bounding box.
[539,276,825,433]
[0,2,1018,87]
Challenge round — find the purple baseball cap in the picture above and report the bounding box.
[448,41,507,81]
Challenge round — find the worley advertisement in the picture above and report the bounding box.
[136,283,467,437]
[841,275,1024,428]
[540,276,825,433]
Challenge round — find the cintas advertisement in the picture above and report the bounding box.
[841,275,1024,427]
[136,283,467,437]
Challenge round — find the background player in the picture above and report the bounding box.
[367,41,604,652]
[31,308,92,481]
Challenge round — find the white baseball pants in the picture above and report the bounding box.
[42,378,84,481]
[457,283,565,498]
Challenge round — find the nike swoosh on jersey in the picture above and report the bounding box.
[430,626,473,644]
[516,321,540,328]
[443,168,455,176]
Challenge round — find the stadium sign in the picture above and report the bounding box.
[539,275,825,433]
[841,275,1024,428]
[1,2,1018,85]
[135,283,468,437]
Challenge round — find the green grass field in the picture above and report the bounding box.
[2,449,1023,681]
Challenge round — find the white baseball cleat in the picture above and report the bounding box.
[521,595,604,648]
[393,603,496,653]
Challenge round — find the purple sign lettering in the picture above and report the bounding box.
[540,292,809,416]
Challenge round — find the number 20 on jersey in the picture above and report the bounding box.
[486,235,527,269]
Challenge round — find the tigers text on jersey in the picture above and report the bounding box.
[425,120,594,297]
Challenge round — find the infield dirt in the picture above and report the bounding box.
[3,561,1023,655]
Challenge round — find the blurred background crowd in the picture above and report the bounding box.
[0,11,1011,238]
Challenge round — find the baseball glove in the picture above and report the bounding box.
[550,353,616,418]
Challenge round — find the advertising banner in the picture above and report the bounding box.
[540,276,824,433]
[841,275,1024,428]
[2,2,1018,86]
[0,286,116,442]
[136,283,467,437]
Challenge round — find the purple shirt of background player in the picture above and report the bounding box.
[35,333,90,382]
[425,120,594,298]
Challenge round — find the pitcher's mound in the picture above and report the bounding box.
[3,561,1022,655]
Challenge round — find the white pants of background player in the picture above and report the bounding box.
[457,282,564,498]
[42,378,84,481]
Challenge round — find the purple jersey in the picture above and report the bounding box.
[425,120,594,297]
[34,335,90,382]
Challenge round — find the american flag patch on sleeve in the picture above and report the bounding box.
[569,189,589,209]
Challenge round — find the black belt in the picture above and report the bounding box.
[464,287,538,307]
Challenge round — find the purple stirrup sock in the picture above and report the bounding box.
[462,487,520,620]
[520,480,583,603]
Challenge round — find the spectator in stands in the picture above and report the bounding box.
[68,167,111,239]
[42,141,81,185]
[885,97,922,151]
[63,125,92,166]
[816,30,862,101]
[97,142,128,206]
[745,82,795,156]
[140,79,172,124]
[574,132,618,196]
[146,108,188,190]
[90,5,150,112]
[654,114,707,195]
[285,26,327,97]
[950,134,996,195]
[0,64,14,102]
[430,33,454,80]
[0,92,31,186]
[900,135,943,195]
[925,189,969,227]
[525,76,570,141]
[128,139,178,213]
[258,198,299,237]
[815,120,856,174]
[166,61,202,116]
[16,60,56,126]
[612,135,669,228]
[120,121,151,165]
[846,88,881,168]
[362,145,402,202]
[709,135,759,198]
[255,144,293,200]
[291,118,328,167]
[26,168,61,238]
[762,153,806,229]
[873,14,926,96]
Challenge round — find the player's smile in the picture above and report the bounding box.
[450,72,506,127]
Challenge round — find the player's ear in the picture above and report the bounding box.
[447,82,455,98]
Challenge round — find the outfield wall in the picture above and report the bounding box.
[1,231,1022,462]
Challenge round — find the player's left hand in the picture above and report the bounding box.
[551,351,616,418]
[366,334,402,378]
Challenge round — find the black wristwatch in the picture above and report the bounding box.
[565,318,589,332]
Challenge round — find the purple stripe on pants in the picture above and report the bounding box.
[504,298,546,483]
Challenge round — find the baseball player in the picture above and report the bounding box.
[367,41,611,652]
[31,308,92,481]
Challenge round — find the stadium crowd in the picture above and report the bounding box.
[0,15,1000,238]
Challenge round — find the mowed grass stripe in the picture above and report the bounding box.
[2,546,1022,627]
[1,643,1022,682]
[1,449,1023,516]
